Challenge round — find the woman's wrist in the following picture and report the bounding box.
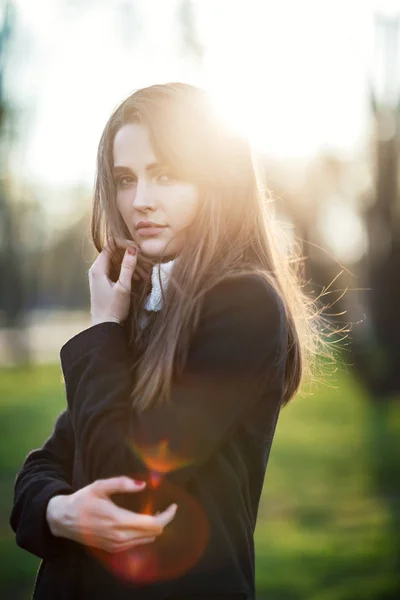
[46,494,72,539]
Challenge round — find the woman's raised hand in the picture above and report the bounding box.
[89,237,151,326]
[47,476,178,554]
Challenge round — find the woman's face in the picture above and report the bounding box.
[113,123,199,260]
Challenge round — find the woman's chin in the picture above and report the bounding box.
[138,239,178,261]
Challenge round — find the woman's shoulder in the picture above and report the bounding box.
[189,273,287,374]
[202,272,285,325]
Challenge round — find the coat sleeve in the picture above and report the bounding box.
[59,275,286,492]
[9,409,77,561]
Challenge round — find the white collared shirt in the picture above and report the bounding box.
[138,259,176,330]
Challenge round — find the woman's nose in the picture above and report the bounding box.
[132,181,156,211]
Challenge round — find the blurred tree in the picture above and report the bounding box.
[39,209,92,310]
[353,15,400,593]
[0,0,31,364]
[356,15,400,400]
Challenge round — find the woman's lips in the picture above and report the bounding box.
[137,226,166,237]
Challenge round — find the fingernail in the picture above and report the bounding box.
[127,246,136,256]
[133,479,146,486]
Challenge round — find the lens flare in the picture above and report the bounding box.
[90,475,209,584]
[80,437,209,584]
[130,437,192,474]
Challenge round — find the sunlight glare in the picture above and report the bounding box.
[317,199,368,263]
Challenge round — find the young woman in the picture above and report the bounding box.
[10,82,326,600]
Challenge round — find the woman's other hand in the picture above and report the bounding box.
[46,476,178,553]
[89,237,149,326]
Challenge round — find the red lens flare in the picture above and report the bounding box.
[79,438,209,585]
[89,476,210,584]
[130,437,192,474]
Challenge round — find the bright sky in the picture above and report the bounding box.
[8,0,400,222]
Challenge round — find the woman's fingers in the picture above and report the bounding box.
[116,247,137,293]
[93,476,178,531]
[92,237,152,283]
[90,238,137,278]
[82,477,178,554]
[109,535,157,554]
[153,503,178,528]
[130,536,157,546]
[92,476,146,497]
[114,503,178,535]
[112,536,157,553]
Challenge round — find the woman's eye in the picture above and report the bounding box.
[116,175,136,187]
[156,172,175,184]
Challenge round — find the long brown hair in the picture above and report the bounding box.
[92,82,335,411]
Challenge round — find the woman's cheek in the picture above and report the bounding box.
[116,194,133,231]
[170,187,198,229]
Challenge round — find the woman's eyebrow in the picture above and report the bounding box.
[112,162,160,175]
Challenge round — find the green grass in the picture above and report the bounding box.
[0,363,399,599]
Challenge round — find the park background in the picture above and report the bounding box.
[1,1,399,598]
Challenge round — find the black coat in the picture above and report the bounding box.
[10,274,288,600]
